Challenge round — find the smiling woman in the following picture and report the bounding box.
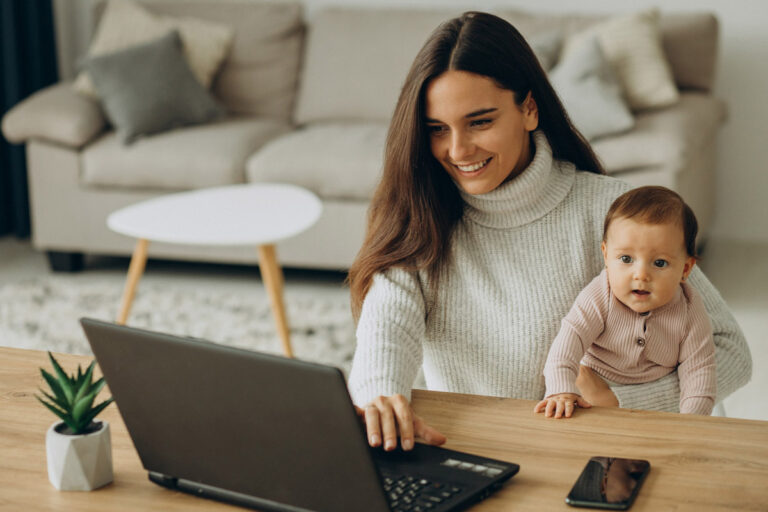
[425,71,538,195]
[346,11,751,455]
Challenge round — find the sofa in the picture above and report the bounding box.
[1,0,725,271]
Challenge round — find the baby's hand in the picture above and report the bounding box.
[533,393,591,419]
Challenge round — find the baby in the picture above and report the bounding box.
[535,186,716,418]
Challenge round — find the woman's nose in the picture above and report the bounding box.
[449,131,474,162]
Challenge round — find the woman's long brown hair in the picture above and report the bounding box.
[348,12,605,319]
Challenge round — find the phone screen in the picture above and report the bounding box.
[565,457,650,510]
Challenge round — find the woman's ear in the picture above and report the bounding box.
[523,92,539,131]
[681,256,696,282]
[524,93,539,131]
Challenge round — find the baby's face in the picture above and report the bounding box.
[601,217,696,313]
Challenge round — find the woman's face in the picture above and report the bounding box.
[425,70,539,195]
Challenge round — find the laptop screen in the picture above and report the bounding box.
[81,318,391,512]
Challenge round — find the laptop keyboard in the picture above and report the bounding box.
[381,473,463,512]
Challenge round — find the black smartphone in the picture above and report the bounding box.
[565,456,650,510]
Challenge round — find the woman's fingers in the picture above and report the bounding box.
[362,395,447,451]
[391,394,415,450]
[363,405,382,447]
[533,399,548,413]
[373,396,399,451]
[576,395,592,409]
[414,415,447,446]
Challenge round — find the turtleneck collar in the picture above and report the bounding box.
[459,130,576,229]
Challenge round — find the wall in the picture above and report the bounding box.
[52,0,768,242]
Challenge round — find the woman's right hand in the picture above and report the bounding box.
[354,394,447,451]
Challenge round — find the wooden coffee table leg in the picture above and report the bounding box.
[117,238,149,325]
[257,244,293,358]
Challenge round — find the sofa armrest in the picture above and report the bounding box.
[1,82,107,148]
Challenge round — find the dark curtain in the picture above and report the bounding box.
[0,0,58,238]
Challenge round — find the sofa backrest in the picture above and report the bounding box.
[294,7,718,125]
[92,0,304,121]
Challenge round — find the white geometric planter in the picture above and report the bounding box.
[46,420,113,491]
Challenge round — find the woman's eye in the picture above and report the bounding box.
[428,125,446,136]
[470,119,491,127]
[654,259,668,268]
[620,255,632,264]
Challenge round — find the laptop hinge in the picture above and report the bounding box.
[148,471,314,512]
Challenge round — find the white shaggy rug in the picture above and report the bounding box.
[0,276,357,374]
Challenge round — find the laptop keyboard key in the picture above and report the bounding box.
[381,472,455,510]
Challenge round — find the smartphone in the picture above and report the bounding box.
[565,456,650,510]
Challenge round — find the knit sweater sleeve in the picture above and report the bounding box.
[677,285,716,415]
[610,266,752,411]
[347,267,426,406]
[543,271,610,397]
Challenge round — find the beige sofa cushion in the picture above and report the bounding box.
[1,83,106,147]
[593,93,727,173]
[137,0,304,120]
[82,117,290,190]
[246,123,387,200]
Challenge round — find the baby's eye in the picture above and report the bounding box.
[620,255,632,264]
[654,259,668,268]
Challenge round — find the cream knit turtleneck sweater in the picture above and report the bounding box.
[348,132,751,412]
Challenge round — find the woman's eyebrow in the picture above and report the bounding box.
[466,107,497,118]
[425,107,498,124]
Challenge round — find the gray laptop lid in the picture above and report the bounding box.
[80,318,390,512]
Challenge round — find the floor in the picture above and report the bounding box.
[1,236,765,421]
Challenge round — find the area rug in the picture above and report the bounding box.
[0,276,357,374]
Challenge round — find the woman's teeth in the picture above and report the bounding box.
[456,158,490,173]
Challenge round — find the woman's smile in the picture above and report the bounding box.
[454,157,493,174]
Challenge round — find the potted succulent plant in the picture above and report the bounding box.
[37,351,114,490]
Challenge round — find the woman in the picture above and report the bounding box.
[347,12,751,451]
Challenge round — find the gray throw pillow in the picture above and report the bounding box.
[83,30,224,144]
[548,35,634,141]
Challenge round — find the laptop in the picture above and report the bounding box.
[80,318,519,512]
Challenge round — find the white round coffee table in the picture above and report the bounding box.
[107,183,322,358]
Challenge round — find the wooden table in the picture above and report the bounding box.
[2,347,767,511]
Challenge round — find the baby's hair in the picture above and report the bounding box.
[603,186,699,258]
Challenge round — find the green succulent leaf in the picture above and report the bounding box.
[36,396,69,420]
[72,390,98,423]
[75,361,95,389]
[37,396,80,432]
[47,352,74,405]
[72,362,96,405]
[80,398,114,427]
[39,389,68,410]
[40,369,68,406]
[90,377,107,396]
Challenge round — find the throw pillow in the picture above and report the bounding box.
[83,30,225,144]
[549,35,634,141]
[561,9,679,111]
[74,0,234,96]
